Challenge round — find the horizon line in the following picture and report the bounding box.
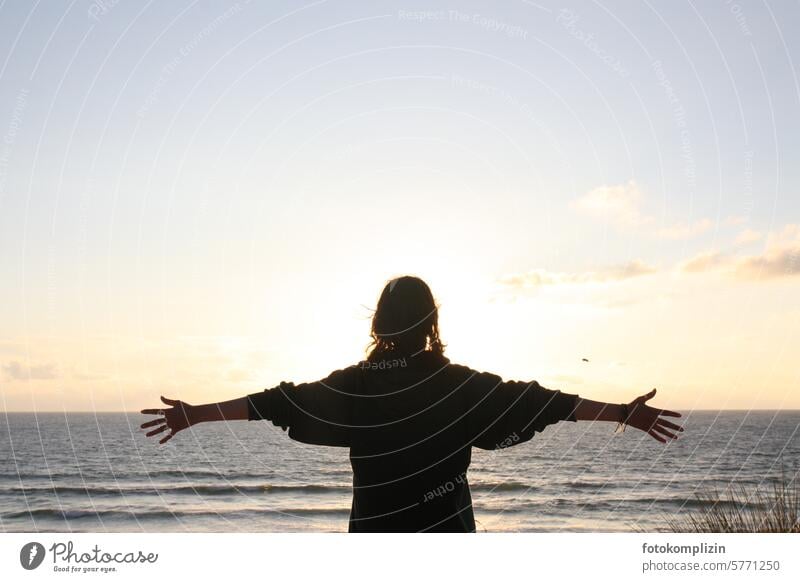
[3,408,800,414]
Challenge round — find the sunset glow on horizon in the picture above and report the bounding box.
[1,1,799,412]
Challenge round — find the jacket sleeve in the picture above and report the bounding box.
[462,369,579,451]
[246,365,358,448]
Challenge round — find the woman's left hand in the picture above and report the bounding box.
[624,388,683,443]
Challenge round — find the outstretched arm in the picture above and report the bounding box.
[140,396,249,445]
[574,388,683,443]
[140,366,357,447]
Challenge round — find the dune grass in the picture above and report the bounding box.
[663,470,800,533]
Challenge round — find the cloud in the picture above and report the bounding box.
[656,218,713,240]
[735,228,762,245]
[3,360,58,380]
[725,215,748,226]
[499,260,656,290]
[679,251,729,273]
[679,225,800,280]
[570,180,651,227]
[0,341,23,355]
[71,368,109,381]
[571,180,712,240]
[734,225,800,279]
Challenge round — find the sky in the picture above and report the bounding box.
[0,0,798,412]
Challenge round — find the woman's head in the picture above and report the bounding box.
[367,276,444,360]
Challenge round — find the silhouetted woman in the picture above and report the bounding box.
[141,276,682,532]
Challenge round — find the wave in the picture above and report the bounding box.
[470,481,538,493]
[498,496,771,512]
[0,469,284,481]
[7,479,599,498]
[470,480,621,493]
[6,483,350,497]
[3,506,351,521]
[564,480,618,490]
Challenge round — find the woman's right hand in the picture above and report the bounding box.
[140,396,197,445]
[624,388,683,443]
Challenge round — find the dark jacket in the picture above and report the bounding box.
[246,351,579,532]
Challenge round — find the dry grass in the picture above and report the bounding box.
[664,470,800,533]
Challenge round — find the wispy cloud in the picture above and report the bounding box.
[679,225,800,280]
[570,180,651,227]
[0,341,23,355]
[656,218,713,240]
[734,225,800,279]
[571,180,713,240]
[679,251,728,273]
[499,259,656,290]
[735,228,762,245]
[3,360,58,380]
[725,215,748,226]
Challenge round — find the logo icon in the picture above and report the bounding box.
[20,542,46,570]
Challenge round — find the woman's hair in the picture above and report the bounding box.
[367,276,445,360]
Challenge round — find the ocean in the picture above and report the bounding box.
[1,411,798,532]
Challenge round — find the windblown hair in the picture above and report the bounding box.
[367,276,445,361]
